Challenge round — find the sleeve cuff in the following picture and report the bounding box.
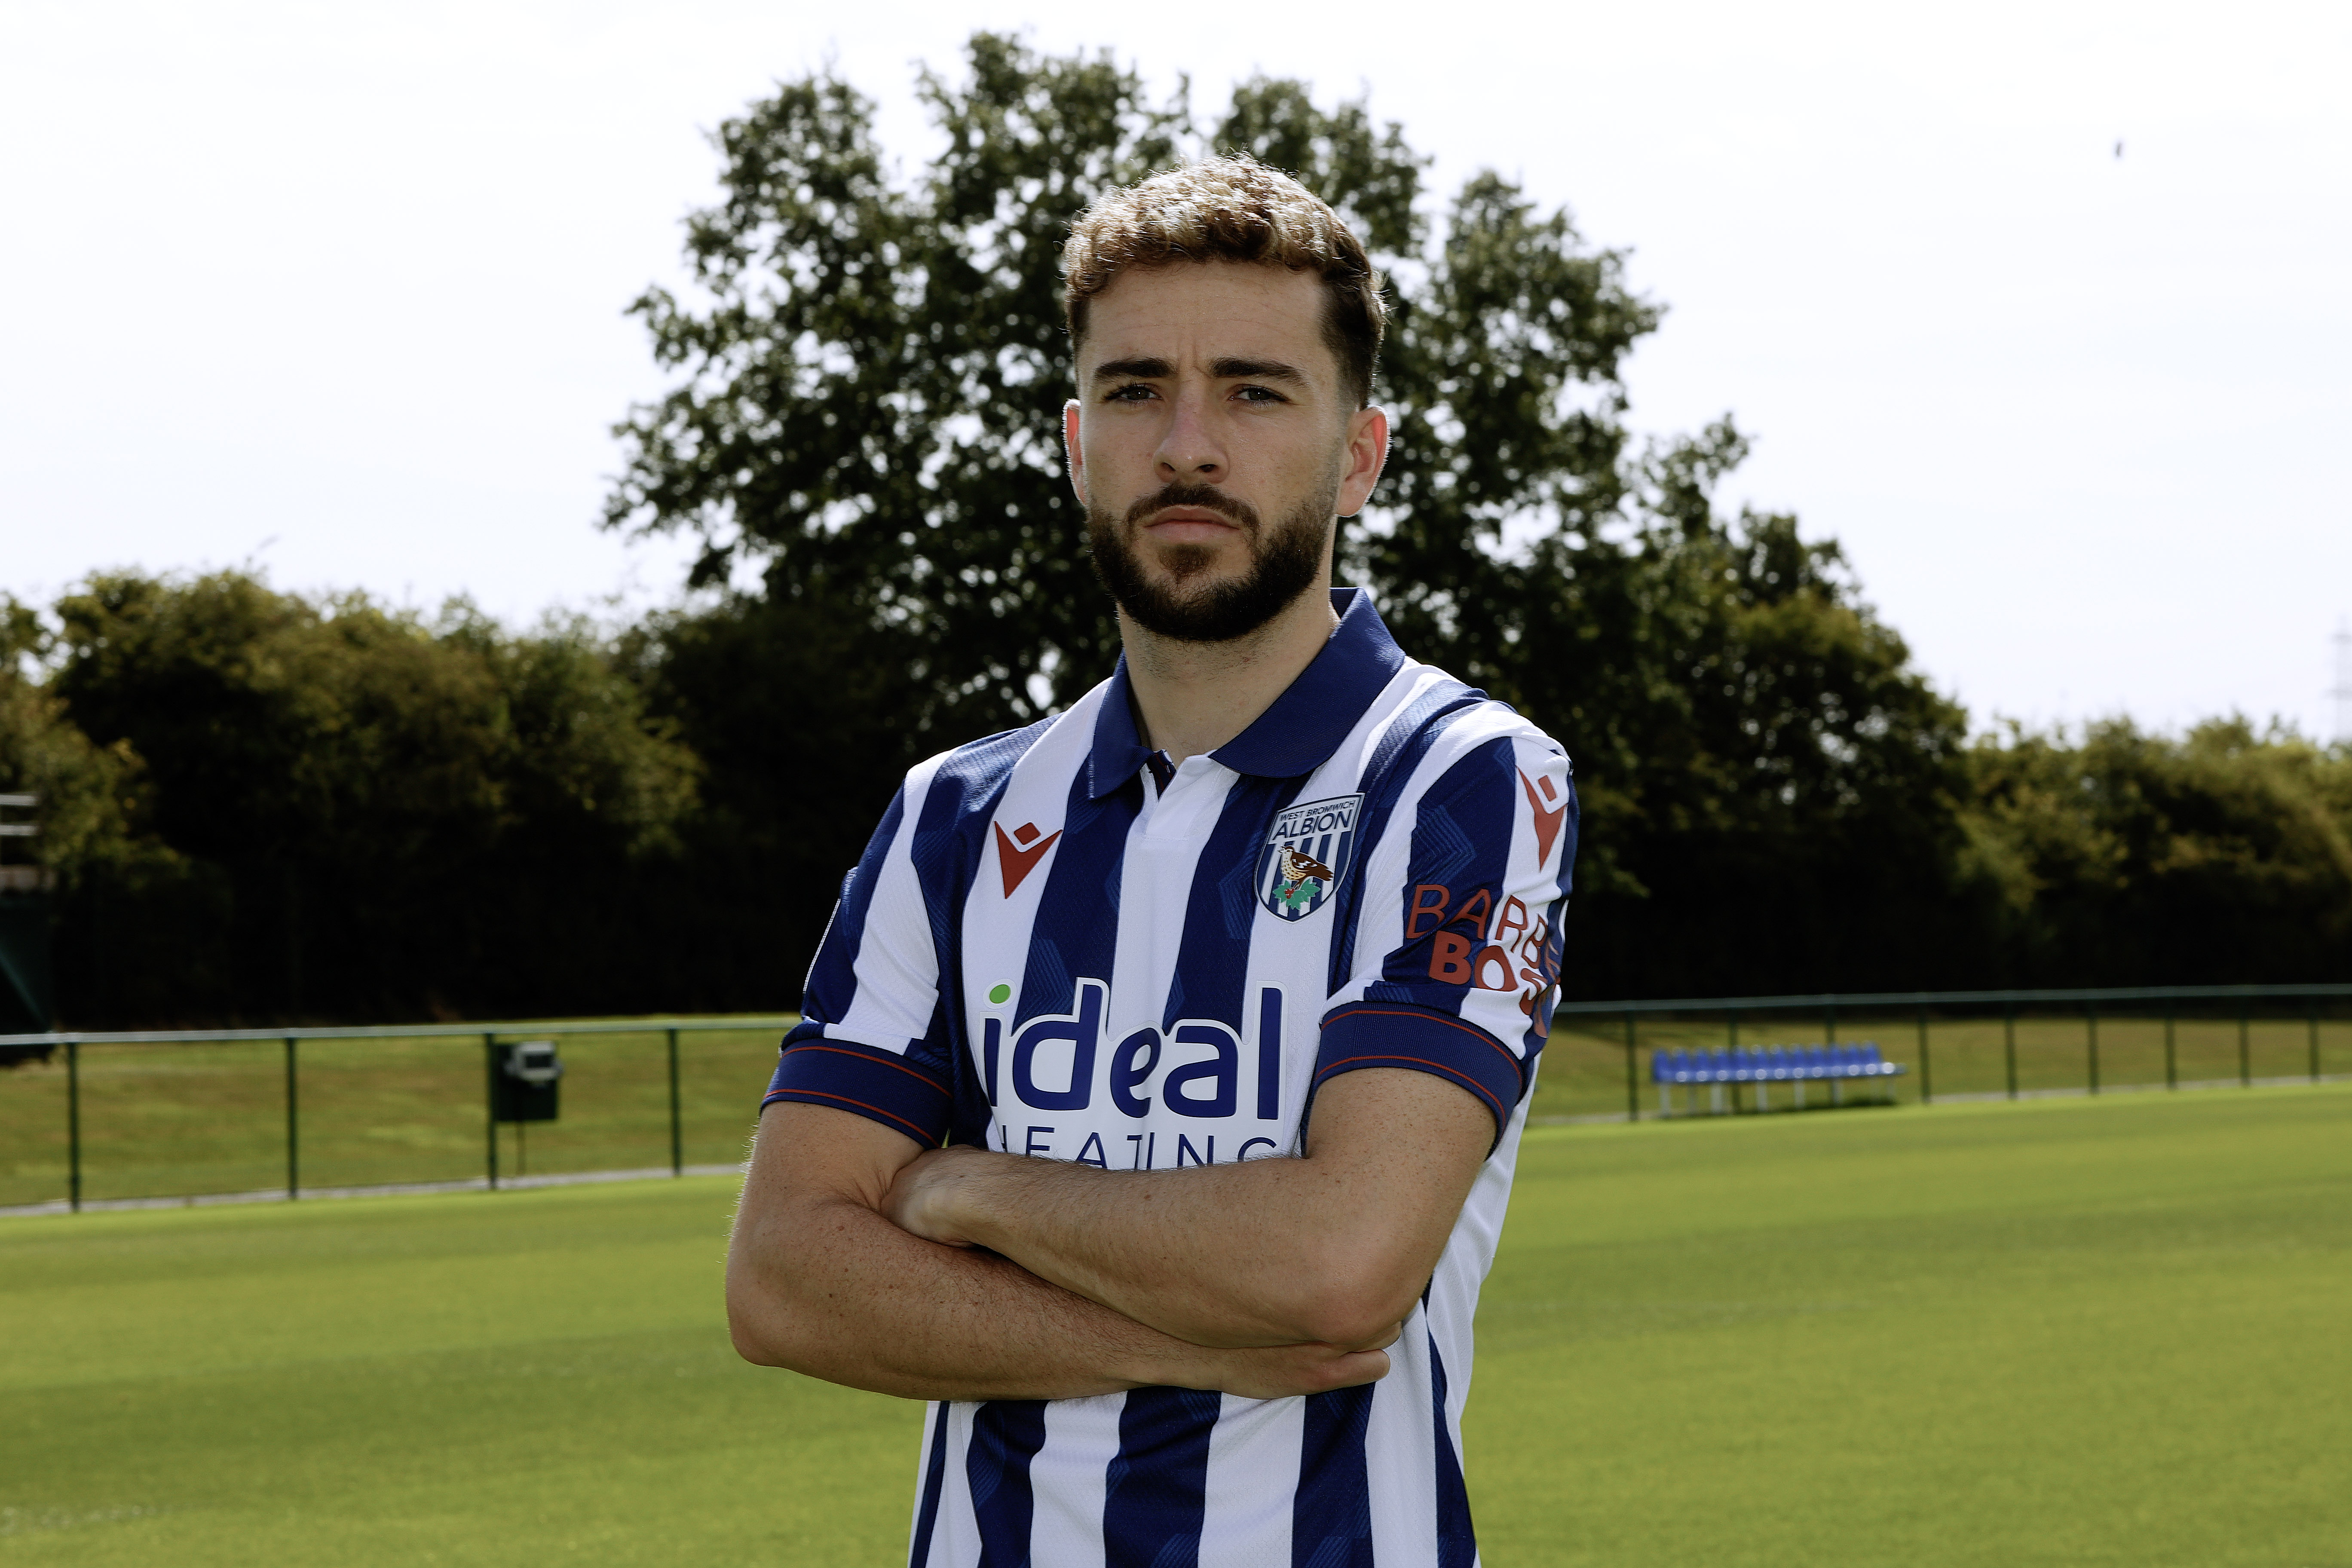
[762,1029,952,1148]
[1313,1001,1529,1140]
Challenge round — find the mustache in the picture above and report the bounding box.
[1123,482,1260,530]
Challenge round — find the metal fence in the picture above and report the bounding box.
[0,1017,796,1213]
[3,983,2349,1213]
[1551,982,2352,1122]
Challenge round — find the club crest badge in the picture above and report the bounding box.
[1255,793,1363,921]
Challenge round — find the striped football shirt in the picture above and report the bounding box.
[763,586,1577,1567]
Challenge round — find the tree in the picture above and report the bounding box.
[44,572,699,1023]
[0,598,190,1030]
[610,34,1977,997]
[608,36,1181,746]
[0,596,178,902]
[605,36,1655,735]
[1959,718,2352,985]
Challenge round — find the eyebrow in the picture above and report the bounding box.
[1210,357,1309,386]
[1092,357,1173,383]
[1089,355,1312,388]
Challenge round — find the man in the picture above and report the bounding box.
[726,156,1576,1567]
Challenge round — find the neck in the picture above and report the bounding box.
[1121,584,1340,766]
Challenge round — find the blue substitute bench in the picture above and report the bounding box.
[1650,1043,1906,1116]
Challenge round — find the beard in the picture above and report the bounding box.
[1086,474,1338,644]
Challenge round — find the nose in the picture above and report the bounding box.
[1154,387,1226,484]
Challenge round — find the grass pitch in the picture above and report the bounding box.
[2,1085,2346,1566]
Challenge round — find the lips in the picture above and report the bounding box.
[1122,484,1259,532]
[1146,507,1242,529]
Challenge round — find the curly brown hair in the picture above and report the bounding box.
[1061,156,1387,408]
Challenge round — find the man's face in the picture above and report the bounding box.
[1064,262,1388,644]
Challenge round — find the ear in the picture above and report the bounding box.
[1063,400,1087,508]
[1336,405,1391,518]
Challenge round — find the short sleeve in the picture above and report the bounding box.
[760,771,955,1148]
[1314,733,1575,1139]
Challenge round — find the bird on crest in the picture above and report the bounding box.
[1275,845,1335,910]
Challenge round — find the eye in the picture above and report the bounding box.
[1232,384,1289,404]
[1103,383,1158,403]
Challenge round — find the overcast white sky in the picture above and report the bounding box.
[4,0,2347,737]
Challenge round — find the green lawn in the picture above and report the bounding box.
[2,1085,2346,1565]
[1477,1084,2352,1565]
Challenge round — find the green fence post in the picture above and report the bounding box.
[2238,1010,2251,1088]
[1623,1011,1639,1123]
[2164,1014,2177,1090]
[2003,1008,2018,1100]
[2086,1003,2099,1096]
[484,1032,500,1191]
[1727,1010,1742,1115]
[667,1027,684,1178]
[1917,1010,1932,1104]
[2309,1012,2320,1084]
[284,1035,300,1200]
[67,1037,82,1213]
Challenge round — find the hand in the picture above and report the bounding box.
[1167,1328,1402,1400]
[883,1145,996,1246]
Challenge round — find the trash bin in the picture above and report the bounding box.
[490,1039,563,1122]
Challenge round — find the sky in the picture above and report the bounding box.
[4,0,2348,738]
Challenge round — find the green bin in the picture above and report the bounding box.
[489,1039,563,1122]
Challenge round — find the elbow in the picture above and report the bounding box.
[1286,1245,1429,1349]
[727,1317,779,1369]
[725,1187,896,1377]
[724,1257,821,1370]
[726,1281,792,1368]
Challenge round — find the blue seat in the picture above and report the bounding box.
[1663,1039,1906,1117]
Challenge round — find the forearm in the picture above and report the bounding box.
[924,1154,1379,1350]
[726,1103,1391,1403]
[729,1186,1214,1401]
[894,1072,1493,1350]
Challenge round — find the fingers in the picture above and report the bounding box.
[1318,1348,1391,1389]
[882,1149,961,1243]
[1205,1342,1392,1401]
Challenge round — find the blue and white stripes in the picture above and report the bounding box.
[764,588,1577,1567]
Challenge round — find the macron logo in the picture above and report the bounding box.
[1519,770,1566,867]
[993,821,1063,897]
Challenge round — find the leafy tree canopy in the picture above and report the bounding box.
[609,33,1971,993]
[39,572,698,1021]
[1960,717,2352,984]
[605,34,1659,731]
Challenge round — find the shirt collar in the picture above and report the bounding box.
[1085,587,1407,798]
